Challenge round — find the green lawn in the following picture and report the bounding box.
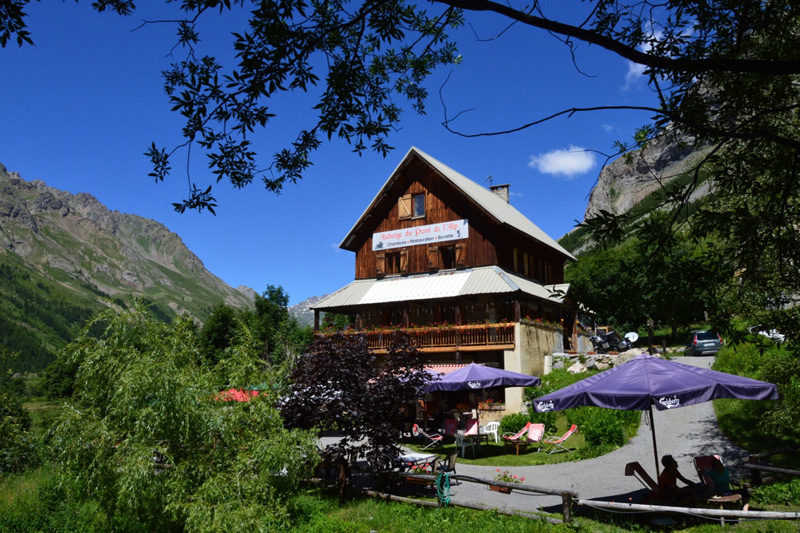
[402,418,597,468]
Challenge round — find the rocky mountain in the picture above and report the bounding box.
[0,163,254,370]
[583,131,711,220]
[289,294,328,328]
[558,131,714,254]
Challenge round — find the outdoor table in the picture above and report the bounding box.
[396,452,436,472]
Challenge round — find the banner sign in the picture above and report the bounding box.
[372,219,469,251]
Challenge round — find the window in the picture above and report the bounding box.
[413,193,425,217]
[385,250,408,275]
[440,246,456,269]
[386,252,401,275]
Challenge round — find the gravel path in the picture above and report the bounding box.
[440,355,750,514]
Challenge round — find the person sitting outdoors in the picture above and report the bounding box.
[703,457,732,495]
[703,457,750,510]
[658,455,704,505]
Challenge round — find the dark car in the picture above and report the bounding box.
[684,330,724,356]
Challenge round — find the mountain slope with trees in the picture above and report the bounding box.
[0,164,254,372]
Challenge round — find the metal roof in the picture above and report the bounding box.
[340,147,576,261]
[312,266,570,310]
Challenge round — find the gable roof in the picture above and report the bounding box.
[340,146,576,261]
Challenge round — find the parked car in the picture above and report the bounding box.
[684,330,724,356]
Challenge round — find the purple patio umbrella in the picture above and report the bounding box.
[424,363,540,428]
[533,354,778,476]
[424,362,540,392]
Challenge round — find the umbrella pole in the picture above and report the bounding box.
[649,404,660,480]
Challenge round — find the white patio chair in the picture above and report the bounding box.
[480,421,499,443]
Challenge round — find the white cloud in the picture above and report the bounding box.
[623,27,662,90]
[602,123,614,133]
[623,61,646,90]
[528,145,596,179]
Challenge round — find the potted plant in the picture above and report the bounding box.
[406,463,432,485]
[491,469,524,493]
[478,398,505,411]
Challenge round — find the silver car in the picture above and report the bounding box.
[684,330,724,356]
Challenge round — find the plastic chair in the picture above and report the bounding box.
[542,424,577,454]
[454,432,476,458]
[439,452,459,484]
[480,421,499,443]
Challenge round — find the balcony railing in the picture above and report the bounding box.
[319,323,516,352]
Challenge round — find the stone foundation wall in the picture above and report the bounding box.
[502,322,563,414]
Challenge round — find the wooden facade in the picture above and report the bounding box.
[344,157,566,282]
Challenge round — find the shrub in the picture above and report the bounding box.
[526,368,593,430]
[566,406,639,447]
[498,412,529,436]
[714,342,800,444]
[751,478,800,506]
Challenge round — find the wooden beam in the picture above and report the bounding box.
[575,499,800,521]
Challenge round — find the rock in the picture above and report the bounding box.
[567,361,587,374]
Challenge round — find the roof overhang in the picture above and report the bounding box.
[311,266,571,311]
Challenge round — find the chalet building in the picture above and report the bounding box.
[312,147,579,418]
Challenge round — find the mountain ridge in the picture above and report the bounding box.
[0,163,254,371]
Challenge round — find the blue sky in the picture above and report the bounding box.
[1,2,656,305]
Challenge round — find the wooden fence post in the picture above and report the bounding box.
[561,491,573,523]
[749,454,762,486]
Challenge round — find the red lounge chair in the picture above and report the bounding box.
[412,423,443,449]
[502,422,545,455]
[542,424,577,454]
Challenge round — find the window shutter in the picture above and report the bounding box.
[400,249,409,274]
[428,245,439,270]
[376,252,385,277]
[455,243,466,268]
[398,194,412,220]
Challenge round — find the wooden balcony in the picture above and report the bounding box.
[320,323,516,353]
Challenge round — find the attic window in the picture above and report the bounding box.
[413,193,425,218]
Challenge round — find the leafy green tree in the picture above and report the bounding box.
[567,220,722,340]
[0,390,39,473]
[5,1,797,218]
[321,312,352,332]
[0,349,38,473]
[243,285,311,364]
[50,306,318,531]
[198,302,239,365]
